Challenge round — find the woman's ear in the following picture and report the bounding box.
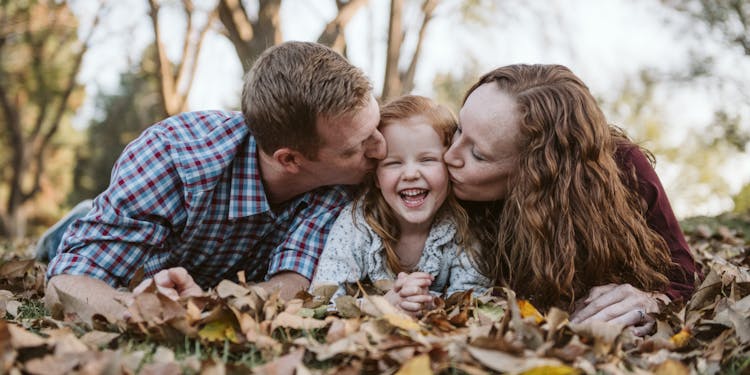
[272,148,303,173]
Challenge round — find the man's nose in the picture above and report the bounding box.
[365,130,386,160]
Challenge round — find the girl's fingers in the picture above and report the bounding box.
[403,294,434,304]
[399,300,423,312]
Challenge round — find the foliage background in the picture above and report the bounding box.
[1,0,749,238]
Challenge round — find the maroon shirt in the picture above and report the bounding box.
[616,144,701,302]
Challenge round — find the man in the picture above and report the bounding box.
[45,41,386,317]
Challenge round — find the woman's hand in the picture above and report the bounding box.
[569,283,669,336]
[133,267,203,301]
[385,272,434,317]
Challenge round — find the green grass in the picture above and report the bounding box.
[722,355,750,375]
[680,212,750,238]
[13,298,48,320]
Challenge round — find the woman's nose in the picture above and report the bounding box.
[444,144,463,168]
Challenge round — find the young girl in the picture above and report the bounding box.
[311,95,490,315]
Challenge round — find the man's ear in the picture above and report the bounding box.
[272,148,304,173]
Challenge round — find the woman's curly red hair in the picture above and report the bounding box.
[466,64,676,310]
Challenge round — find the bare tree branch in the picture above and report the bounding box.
[317,0,369,53]
[179,6,219,112]
[217,0,255,70]
[176,0,196,86]
[401,0,438,93]
[148,0,177,116]
[25,2,104,204]
[382,0,404,100]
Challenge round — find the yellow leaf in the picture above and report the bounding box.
[653,359,690,375]
[199,319,239,343]
[520,365,579,375]
[518,299,544,324]
[383,313,421,331]
[395,354,432,375]
[670,328,691,349]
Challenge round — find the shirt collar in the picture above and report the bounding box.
[229,135,271,219]
[229,135,314,219]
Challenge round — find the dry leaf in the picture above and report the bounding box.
[270,312,328,331]
[518,299,544,324]
[251,348,305,375]
[395,354,432,375]
[520,365,579,375]
[467,346,564,373]
[199,318,240,343]
[382,313,421,331]
[652,359,690,375]
[79,331,120,349]
[669,328,691,349]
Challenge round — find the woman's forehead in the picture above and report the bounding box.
[460,85,520,149]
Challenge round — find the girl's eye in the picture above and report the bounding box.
[421,157,437,163]
[382,161,401,166]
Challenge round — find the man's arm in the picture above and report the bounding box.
[264,190,353,300]
[47,126,187,288]
[257,271,310,300]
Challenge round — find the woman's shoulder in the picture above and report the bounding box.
[614,141,653,169]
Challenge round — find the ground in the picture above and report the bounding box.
[0,214,749,374]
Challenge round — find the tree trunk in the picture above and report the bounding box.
[218,0,368,72]
[148,0,217,117]
[382,0,404,101]
[382,0,438,101]
[0,1,100,240]
[217,0,282,72]
[318,0,370,54]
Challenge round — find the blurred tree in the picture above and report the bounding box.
[70,45,164,204]
[664,0,750,150]
[216,0,368,71]
[148,0,218,117]
[601,69,737,211]
[431,59,482,113]
[666,0,749,55]
[381,0,438,100]
[733,182,750,212]
[0,0,101,239]
[664,0,750,211]
[215,0,449,100]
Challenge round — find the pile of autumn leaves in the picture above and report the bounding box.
[1,224,749,374]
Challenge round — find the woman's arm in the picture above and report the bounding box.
[620,145,702,302]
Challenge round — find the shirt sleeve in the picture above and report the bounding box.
[46,128,187,287]
[446,247,492,296]
[266,192,354,282]
[620,146,702,302]
[309,204,369,299]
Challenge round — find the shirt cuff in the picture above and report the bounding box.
[47,253,119,287]
[266,249,319,281]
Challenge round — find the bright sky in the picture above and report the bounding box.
[70,0,750,218]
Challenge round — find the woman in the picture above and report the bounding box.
[444,64,700,336]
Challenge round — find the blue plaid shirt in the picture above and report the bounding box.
[47,111,353,288]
